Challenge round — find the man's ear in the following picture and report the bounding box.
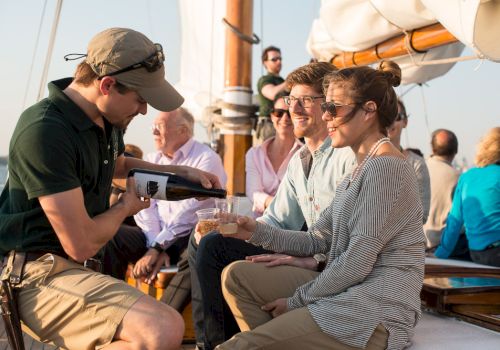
[98,77,116,96]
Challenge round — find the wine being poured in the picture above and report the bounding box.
[128,168,227,201]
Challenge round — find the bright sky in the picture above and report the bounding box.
[1,0,498,167]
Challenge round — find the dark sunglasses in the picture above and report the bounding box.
[268,57,282,62]
[395,112,407,121]
[270,108,290,118]
[320,101,358,116]
[100,43,165,78]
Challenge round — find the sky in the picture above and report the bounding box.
[0,0,499,168]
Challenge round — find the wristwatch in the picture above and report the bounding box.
[313,253,327,272]
[151,242,164,253]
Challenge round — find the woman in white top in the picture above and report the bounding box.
[246,92,303,217]
[387,99,431,222]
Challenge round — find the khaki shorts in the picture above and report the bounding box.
[17,254,144,350]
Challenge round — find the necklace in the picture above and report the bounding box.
[350,137,391,181]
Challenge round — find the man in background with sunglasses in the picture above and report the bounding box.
[255,46,287,144]
[0,28,222,349]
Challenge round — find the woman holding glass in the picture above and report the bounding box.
[216,61,425,350]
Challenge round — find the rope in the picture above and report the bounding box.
[222,18,260,44]
[260,0,264,77]
[22,0,48,109]
[418,84,431,136]
[412,54,483,66]
[37,0,64,101]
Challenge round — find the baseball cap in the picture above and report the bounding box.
[86,27,183,112]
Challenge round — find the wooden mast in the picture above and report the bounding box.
[220,0,253,195]
[331,23,459,68]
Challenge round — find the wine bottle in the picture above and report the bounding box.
[128,168,227,201]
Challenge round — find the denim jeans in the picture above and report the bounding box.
[188,232,271,350]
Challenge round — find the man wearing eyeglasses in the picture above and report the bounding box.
[0,28,222,349]
[190,62,356,350]
[255,46,287,143]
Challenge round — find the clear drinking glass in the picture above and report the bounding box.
[196,208,220,236]
[215,196,240,234]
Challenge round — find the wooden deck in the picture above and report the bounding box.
[0,318,196,349]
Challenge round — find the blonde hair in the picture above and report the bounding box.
[475,127,500,167]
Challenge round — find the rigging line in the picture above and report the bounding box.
[419,84,431,136]
[37,0,64,102]
[22,0,49,110]
[260,0,264,78]
[209,0,215,108]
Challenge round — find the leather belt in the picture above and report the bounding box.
[24,252,102,273]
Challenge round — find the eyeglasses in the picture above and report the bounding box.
[100,43,165,78]
[151,123,166,132]
[267,57,282,62]
[270,108,290,118]
[283,95,324,108]
[320,101,358,116]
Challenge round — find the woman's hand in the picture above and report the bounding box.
[246,254,318,271]
[222,215,256,241]
[261,298,288,318]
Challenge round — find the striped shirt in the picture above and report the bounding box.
[250,156,425,349]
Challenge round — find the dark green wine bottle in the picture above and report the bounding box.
[128,168,226,201]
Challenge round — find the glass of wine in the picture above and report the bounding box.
[215,196,240,234]
[196,208,220,236]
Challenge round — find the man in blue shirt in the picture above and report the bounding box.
[188,62,356,349]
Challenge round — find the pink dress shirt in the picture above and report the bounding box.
[245,137,303,217]
[134,138,227,248]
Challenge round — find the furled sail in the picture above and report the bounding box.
[307,0,500,84]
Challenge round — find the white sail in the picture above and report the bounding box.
[175,0,227,121]
[307,0,500,84]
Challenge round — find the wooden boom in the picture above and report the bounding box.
[331,23,459,68]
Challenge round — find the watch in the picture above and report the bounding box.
[151,242,164,253]
[313,254,327,272]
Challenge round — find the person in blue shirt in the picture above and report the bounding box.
[435,127,500,267]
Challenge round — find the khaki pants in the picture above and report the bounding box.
[216,261,388,350]
[18,254,144,350]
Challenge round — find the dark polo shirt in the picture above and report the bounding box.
[257,73,284,117]
[0,78,124,257]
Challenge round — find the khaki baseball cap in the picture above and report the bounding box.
[86,27,183,112]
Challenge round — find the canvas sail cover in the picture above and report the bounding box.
[307,0,500,84]
[174,0,227,119]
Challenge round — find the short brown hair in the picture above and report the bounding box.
[475,127,500,167]
[262,46,281,63]
[322,60,401,135]
[431,129,458,157]
[285,62,335,94]
[73,61,134,94]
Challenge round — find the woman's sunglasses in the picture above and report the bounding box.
[270,108,290,118]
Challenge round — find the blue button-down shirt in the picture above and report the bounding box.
[259,137,356,230]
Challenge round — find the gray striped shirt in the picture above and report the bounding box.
[250,156,425,349]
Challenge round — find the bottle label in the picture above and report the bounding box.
[133,172,169,200]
